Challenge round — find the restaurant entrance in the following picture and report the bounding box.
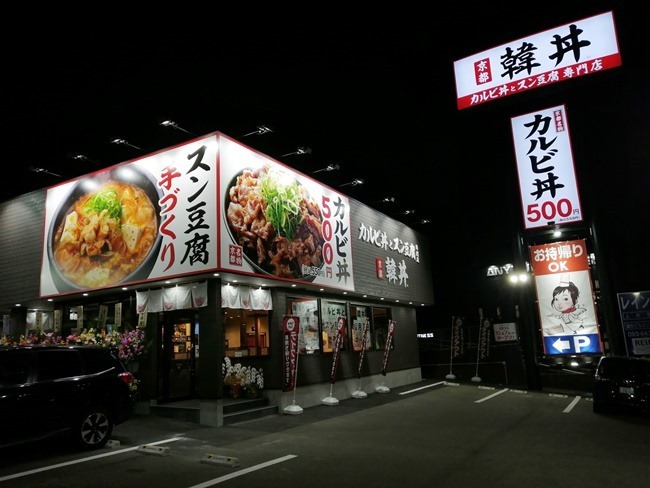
[159,312,197,403]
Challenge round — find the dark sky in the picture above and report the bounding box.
[2,2,646,321]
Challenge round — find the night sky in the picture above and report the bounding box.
[2,2,646,324]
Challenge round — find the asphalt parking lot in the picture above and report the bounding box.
[2,379,649,488]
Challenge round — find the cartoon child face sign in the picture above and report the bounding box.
[547,276,587,332]
[552,287,579,314]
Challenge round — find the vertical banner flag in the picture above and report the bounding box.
[452,316,464,358]
[137,312,147,329]
[76,305,84,330]
[357,317,370,378]
[54,309,61,333]
[98,305,108,329]
[282,316,300,392]
[329,317,347,384]
[530,239,602,355]
[381,320,396,376]
[114,302,122,329]
[479,317,492,360]
[35,311,43,330]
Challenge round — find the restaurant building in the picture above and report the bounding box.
[0,132,434,425]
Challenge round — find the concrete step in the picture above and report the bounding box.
[223,396,279,425]
[148,396,279,425]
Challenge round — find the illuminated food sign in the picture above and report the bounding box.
[219,134,354,291]
[41,136,219,295]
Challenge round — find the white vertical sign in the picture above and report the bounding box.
[511,104,583,230]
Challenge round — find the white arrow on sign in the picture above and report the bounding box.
[553,338,571,352]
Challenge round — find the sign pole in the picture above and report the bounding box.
[471,309,483,383]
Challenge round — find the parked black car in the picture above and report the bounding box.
[593,355,650,415]
[0,344,136,450]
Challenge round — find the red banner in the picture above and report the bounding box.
[282,316,300,392]
[451,316,464,358]
[329,317,347,384]
[357,318,369,378]
[381,320,396,376]
[478,317,492,360]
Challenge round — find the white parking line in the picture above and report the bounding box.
[474,388,510,403]
[187,454,297,487]
[563,395,582,413]
[0,438,182,482]
[399,381,446,395]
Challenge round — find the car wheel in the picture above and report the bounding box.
[75,408,114,450]
[593,401,606,414]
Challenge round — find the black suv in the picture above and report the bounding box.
[593,355,650,415]
[0,344,136,450]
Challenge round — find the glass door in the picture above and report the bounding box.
[160,317,196,402]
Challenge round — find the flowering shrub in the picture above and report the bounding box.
[222,356,264,391]
[117,329,146,363]
[1,328,148,363]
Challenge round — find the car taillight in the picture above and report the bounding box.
[118,371,134,385]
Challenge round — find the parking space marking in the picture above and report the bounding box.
[474,388,510,403]
[187,454,297,487]
[562,395,582,413]
[399,381,446,395]
[0,438,182,482]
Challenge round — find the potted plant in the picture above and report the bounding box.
[222,357,264,398]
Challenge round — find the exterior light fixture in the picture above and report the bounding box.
[340,179,364,187]
[282,146,312,157]
[70,154,101,164]
[313,163,340,173]
[111,138,144,151]
[160,120,196,135]
[29,166,61,177]
[241,125,273,137]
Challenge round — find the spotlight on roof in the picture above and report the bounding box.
[160,119,196,135]
[282,146,312,157]
[111,138,144,151]
[241,125,273,137]
[313,163,340,174]
[340,178,364,187]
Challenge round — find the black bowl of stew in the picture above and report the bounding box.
[47,165,163,293]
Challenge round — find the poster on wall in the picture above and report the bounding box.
[511,104,583,230]
[530,239,602,355]
[219,134,355,291]
[291,299,320,354]
[40,135,219,296]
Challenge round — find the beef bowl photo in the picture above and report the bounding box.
[47,165,163,292]
[224,164,325,281]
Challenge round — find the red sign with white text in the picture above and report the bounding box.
[282,316,300,392]
[453,11,621,110]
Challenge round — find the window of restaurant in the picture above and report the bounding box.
[320,300,347,352]
[287,296,355,354]
[286,297,320,354]
[350,304,372,351]
[223,308,270,357]
[372,306,393,350]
